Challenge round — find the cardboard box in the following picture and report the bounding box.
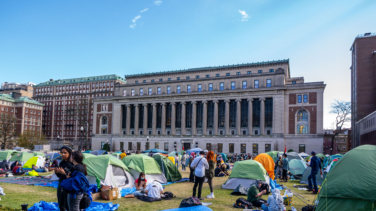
[101,187,118,200]
[92,192,101,201]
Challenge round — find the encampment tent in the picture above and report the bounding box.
[143,148,168,154]
[316,145,376,211]
[266,151,281,162]
[222,160,270,189]
[168,156,175,164]
[325,158,340,173]
[323,154,342,168]
[219,153,228,162]
[83,150,92,153]
[90,150,108,156]
[186,148,202,155]
[278,152,303,161]
[84,155,135,188]
[23,156,45,169]
[122,154,167,184]
[9,152,34,166]
[33,152,45,157]
[300,167,325,185]
[46,153,61,161]
[288,159,307,176]
[316,153,325,159]
[153,154,182,182]
[298,153,309,159]
[83,153,96,160]
[111,153,121,159]
[254,153,275,180]
[0,150,18,161]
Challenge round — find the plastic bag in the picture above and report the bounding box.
[28,170,39,176]
[284,189,293,197]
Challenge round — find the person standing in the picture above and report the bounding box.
[181,152,187,171]
[307,151,323,194]
[120,150,127,159]
[275,155,283,180]
[55,146,74,211]
[190,151,209,200]
[282,154,289,182]
[205,151,215,199]
[175,153,179,169]
[189,152,195,183]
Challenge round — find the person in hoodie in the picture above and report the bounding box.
[55,146,74,211]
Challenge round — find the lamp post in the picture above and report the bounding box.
[174,142,177,151]
[146,136,149,150]
[80,126,84,151]
[57,136,60,149]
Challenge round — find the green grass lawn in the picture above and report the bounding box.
[0,170,318,211]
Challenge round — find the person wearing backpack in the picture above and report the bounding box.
[190,151,209,200]
[205,151,215,199]
[189,152,195,183]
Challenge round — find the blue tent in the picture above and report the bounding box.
[142,148,168,154]
[323,154,342,168]
[46,152,61,161]
[186,148,202,155]
[90,150,108,156]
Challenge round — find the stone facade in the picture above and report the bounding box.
[92,60,326,154]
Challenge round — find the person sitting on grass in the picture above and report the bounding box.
[214,164,224,177]
[221,164,229,176]
[10,161,19,171]
[12,164,25,175]
[261,189,284,211]
[145,180,164,199]
[247,180,267,208]
[133,172,148,197]
[32,164,39,170]
[0,159,9,171]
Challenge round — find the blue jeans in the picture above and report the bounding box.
[308,171,318,193]
[261,204,269,211]
[176,161,179,168]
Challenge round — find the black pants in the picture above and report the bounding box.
[189,168,195,182]
[207,177,213,193]
[57,183,68,211]
[251,198,267,208]
[283,169,288,181]
[192,176,205,198]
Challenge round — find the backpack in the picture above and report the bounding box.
[302,205,316,211]
[179,197,202,208]
[234,198,253,209]
[79,193,91,209]
[163,191,175,200]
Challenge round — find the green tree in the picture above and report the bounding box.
[0,114,17,149]
[15,130,47,150]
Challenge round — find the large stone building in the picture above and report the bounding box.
[92,60,325,154]
[33,75,126,150]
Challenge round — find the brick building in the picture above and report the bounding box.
[0,82,35,98]
[0,93,44,149]
[92,60,326,154]
[351,32,376,147]
[323,129,351,154]
[33,75,126,150]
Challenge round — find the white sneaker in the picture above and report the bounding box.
[206,193,214,198]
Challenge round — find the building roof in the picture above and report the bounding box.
[350,32,376,50]
[35,74,126,87]
[0,93,44,106]
[124,59,290,78]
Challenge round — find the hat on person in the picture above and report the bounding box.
[311,151,316,156]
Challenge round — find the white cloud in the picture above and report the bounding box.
[130,15,141,28]
[238,10,249,22]
[154,0,162,5]
[140,8,149,13]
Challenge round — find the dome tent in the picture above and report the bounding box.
[9,152,34,166]
[122,154,167,184]
[222,160,270,189]
[143,148,168,154]
[288,159,307,177]
[278,152,303,161]
[153,154,182,182]
[316,145,376,211]
[23,156,45,170]
[300,167,325,185]
[46,152,61,161]
[0,150,18,161]
[84,155,135,188]
[266,151,281,162]
[254,153,275,180]
[90,150,108,156]
[298,152,309,159]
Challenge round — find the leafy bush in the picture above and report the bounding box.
[288,149,294,152]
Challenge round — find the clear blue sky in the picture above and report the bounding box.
[1,0,375,128]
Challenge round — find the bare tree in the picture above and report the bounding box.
[211,144,219,154]
[330,100,351,155]
[65,98,90,150]
[15,130,47,150]
[0,114,17,149]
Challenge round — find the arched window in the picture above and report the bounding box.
[297,110,308,134]
[101,116,108,134]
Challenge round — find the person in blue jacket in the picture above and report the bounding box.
[307,151,323,194]
[55,146,74,211]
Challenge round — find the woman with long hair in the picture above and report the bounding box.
[133,172,147,197]
[55,146,73,211]
[205,151,215,198]
[67,151,88,211]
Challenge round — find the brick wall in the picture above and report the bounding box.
[309,92,317,104]
[108,103,112,112]
[289,94,296,104]
[289,106,317,134]
[97,104,101,112]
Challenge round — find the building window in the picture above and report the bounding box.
[137,142,141,150]
[254,80,259,88]
[303,95,308,103]
[140,88,143,96]
[216,74,220,77]
[236,72,241,75]
[292,81,296,84]
[177,77,180,80]
[148,88,152,95]
[264,144,271,152]
[120,142,124,150]
[177,86,181,93]
[167,86,171,94]
[247,71,252,74]
[168,78,171,81]
[164,142,169,151]
[229,100,236,127]
[186,102,192,128]
[258,70,262,73]
[159,79,163,82]
[151,79,154,82]
[218,101,225,128]
[196,75,200,79]
[229,143,234,153]
[157,87,161,94]
[123,90,126,96]
[241,144,246,153]
[187,85,191,93]
[206,143,212,151]
[242,81,247,89]
[157,104,162,128]
[131,89,135,96]
[166,103,172,128]
[220,82,224,90]
[231,82,235,90]
[194,84,200,92]
[155,142,159,149]
[196,102,203,128]
[266,79,271,87]
[135,81,138,84]
[265,98,273,127]
[101,116,108,134]
[226,73,230,76]
[186,76,190,80]
[241,100,248,127]
[217,143,223,153]
[297,110,309,134]
[209,83,213,91]
[253,99,260,127]
[298,95,302,103]
[207,101,214,128]
[299,144,305,153]
[143,80,146,83]
[206,75,210,78]
[128,142,132,150]
[269,69,274,72]
[253,144,258,154]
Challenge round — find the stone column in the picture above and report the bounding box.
[260,98,266,135]
[152,103,157,135]
[134,104,139,135]
[236,99,241,135]
[225,99,230,135]
[143,104,148,135]
[214,100,219,135]
[171,102,176,135]
[202,101,207,135]
[192,101,197,135]
[126,104,131,135]
[248,99,253,135]
[181,102,186,135]
[161,102,166,135]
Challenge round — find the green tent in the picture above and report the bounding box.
[219,153,228,162]
[83,153,96,160]
[83,155,135,188]
[266,151,281,162]
[288,159,307,176]
[0,150,18,161]
[316,145,376,211]
[33,152,45,157]
[122,154,167,184]
[9,152,34,164]
[316,153,325,159]
[153,154,182,182]
[222,160,269,189]
[323,154,342,168]
[111,152,121,159]
[168,151,182,161]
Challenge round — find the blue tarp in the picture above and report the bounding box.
[28,201,119,211]
[142,148,168,154]
[162,178,189,186]
[162,205,213,211]
[269,178,283,190]
[186,148,202,155]
[121,187,137,197]
[34,181,59,189]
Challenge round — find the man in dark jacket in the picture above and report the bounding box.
[307,151,323,194]
[0,160,9,171]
